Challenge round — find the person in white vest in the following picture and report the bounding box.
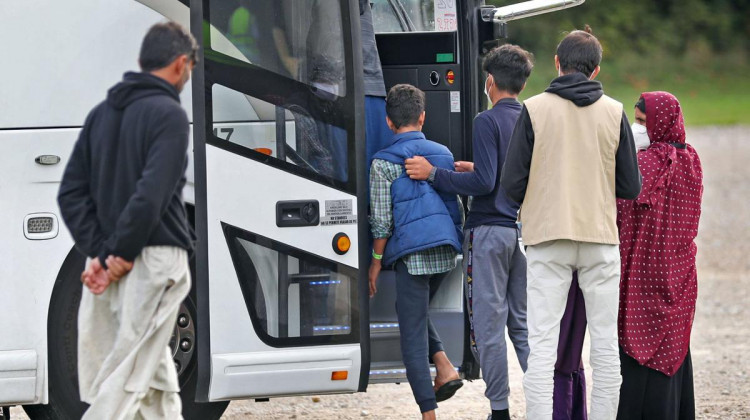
[500,27,642,420]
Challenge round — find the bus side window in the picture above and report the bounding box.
[226,231,356,341]
[210,82,349,184]
[206,0,351,185]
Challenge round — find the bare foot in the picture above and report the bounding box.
[431,351,460,391]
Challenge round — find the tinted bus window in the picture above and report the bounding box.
[209,1,347,95]
[205,0,355,187]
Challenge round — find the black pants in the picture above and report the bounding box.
[617,347,695,420]
[394,261,449,413]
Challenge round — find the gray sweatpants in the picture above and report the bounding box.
[464,225,529,410]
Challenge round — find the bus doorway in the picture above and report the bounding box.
[366,0,490,383]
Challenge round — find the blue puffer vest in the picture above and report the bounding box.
[373,131,463,266]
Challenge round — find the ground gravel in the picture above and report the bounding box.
[10,126,750,419]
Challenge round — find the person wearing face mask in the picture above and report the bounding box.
[500,26,642,419]
[57,22,197,419]
[630,97,651,151]
[404,44,533,420]
[616,92,702,420]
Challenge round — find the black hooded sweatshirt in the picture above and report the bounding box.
[58,72,192,267]
[500,73,642,203]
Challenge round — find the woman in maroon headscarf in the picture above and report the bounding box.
[616,91,703,419]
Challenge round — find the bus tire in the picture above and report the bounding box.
[23,249,228,420]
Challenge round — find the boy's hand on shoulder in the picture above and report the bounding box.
[404,156,433,181]
[454,161,474,172]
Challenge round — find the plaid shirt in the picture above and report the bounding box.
[369,158,459,275]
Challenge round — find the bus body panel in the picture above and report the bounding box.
[0,1,266,400]
[209,346,361,399]
[0,1,191,130]
[0,0,189,406]
[0,131,78,405]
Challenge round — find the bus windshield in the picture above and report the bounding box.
[372,0,458,33]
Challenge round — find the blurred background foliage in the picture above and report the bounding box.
[494,0,750,125]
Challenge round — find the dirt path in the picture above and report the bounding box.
[10,126,750,419]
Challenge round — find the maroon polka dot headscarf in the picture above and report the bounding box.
[617,92,703,376]
[643,91,686,144]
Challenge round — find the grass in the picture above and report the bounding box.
[518,53,750,126]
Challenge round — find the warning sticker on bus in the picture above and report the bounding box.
[321,199,357,226]
[434,0,458,32]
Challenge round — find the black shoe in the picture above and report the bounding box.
[434,379,463,402]
[490,409,510,420]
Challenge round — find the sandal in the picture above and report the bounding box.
[434,379,463,402]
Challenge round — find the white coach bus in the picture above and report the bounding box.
[0,0,582,418]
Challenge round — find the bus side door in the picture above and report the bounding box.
[190,0,369,401]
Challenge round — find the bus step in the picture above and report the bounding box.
[370,322,402,364]
[368,362,408,383]
[369,322,399,334]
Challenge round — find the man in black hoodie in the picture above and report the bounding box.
[500,29,641,419]
[57,22,197,418]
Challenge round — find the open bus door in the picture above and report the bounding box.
[190,0,370,401]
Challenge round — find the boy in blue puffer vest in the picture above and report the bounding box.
[369,84,464,420]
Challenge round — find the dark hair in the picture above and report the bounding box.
[635,96,646,113]
[482,44,534,95]
[139,22,198,72]
[386,84,425,129]
[556,26,602,77]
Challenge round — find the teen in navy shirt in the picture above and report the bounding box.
[404,45,533,420]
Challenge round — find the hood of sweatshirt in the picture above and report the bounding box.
[545,72,603,107]
[107,72,181,110]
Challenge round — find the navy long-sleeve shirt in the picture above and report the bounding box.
[432,98,522,229]
[58,72,192,267]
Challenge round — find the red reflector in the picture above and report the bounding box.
[446,70,455,84]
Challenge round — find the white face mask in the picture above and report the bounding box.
[631,122,650,151]
[484,75,493,105]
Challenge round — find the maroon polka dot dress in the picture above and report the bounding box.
[617,92,704,377]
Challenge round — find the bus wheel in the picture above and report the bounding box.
[174,293,230,420]
[23,250,228,420]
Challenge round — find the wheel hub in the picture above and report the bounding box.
[169,302,195,376]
